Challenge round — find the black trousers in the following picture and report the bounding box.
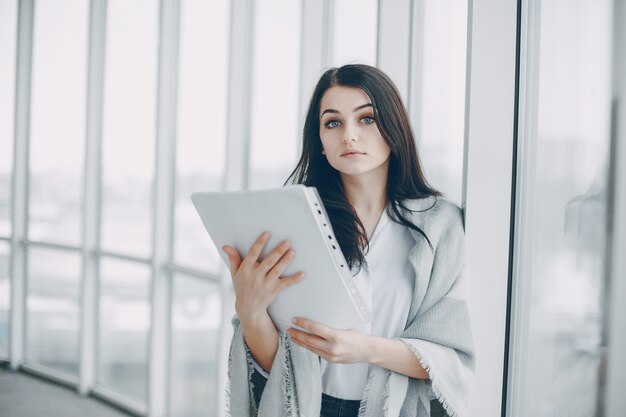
[250,368,447,417]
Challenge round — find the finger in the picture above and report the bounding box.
[288,328,328,348]
[290,337,327,357]
[266,249,296,279]
[292,317,333,339]
[258,240,292,274]
[240,232,271,270]
[222,245,242,276]
[276,271,305,290]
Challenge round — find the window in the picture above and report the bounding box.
[508,1,613,415]
[410,0,468,205]
[332,0,378,66]
[169,274,222,417]
[98,258,151,403]
[28,0,87,246]
[173,0,230,272]
[0,0,17,238]
[248,0,302,190]
[0,241,10,358]
[26,248,81,376]
[101,0,158,258]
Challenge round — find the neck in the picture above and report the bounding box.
[341,164,389,215]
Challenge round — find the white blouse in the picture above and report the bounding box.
[320,208,415,400]
[253,208,418,401]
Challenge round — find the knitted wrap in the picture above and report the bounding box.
[226,197,474,417]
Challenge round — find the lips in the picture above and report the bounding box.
[341,151,365,157]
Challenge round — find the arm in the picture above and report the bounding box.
[239,311,279,373]
[287,318,430,379]
[366,335,429,379]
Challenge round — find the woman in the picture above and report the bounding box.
[223,64,474,417]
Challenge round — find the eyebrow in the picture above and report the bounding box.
[321,103,373,117]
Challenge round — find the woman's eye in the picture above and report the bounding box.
[326,120,340,128]
[361,116,375,124]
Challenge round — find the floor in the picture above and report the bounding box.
[0,367,132,417]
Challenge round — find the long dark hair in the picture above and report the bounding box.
[285,64,440,271]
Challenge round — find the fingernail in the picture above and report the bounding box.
[292,318,298,324]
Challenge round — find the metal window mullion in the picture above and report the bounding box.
[23,239,81,253]
[298,0,332,127]
[149,0,180,415]
[604,0,626,415]
[376,0,411,103]
[505,0,541,415]
[79,0,106,396]
[164,262,221,283]
[408,0,425,136]
[463,0,519,416]
[9,0,34,371]
[222,0,255,192]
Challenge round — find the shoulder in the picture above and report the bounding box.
[396,195,465,247]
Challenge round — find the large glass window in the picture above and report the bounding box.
[98,258,151,403]
[410,0,468,205]
[173,0,229,272]
[28,0,87,246]
[0,241,10,358]
[0,0,17,237]
[248,0,302,190]
[26,248,81,376]
[169,274,222,417]
[508,1,613,415]
[332,0,378,66]
[101,0,158,258]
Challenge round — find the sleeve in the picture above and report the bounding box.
[250,352,271,378]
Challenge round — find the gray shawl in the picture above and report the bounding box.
[226,196,475,417]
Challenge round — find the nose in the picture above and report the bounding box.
[342,123,358,143]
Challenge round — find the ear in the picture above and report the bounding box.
[321,147,325,155]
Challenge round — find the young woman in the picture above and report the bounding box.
[223,64,474,417]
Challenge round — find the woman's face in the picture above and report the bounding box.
[319,86,391,180]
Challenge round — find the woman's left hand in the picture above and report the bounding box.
[287,317,372,364]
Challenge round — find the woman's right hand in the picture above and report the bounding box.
[222,232,304,322]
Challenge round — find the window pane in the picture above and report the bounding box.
[101,0,158,257]
[332,0,378,66]
[26,247,81,376]
[0,241,10,358]
[248,0,302,190]
[412,0,468,205]
[170,274,222,417]
[98,258,151,403]
[509,1,613,415]
[173,0,229,272]
[29,0,87,246]
[0,0,18,237]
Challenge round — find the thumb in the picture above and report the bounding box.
[222,245,242,276]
